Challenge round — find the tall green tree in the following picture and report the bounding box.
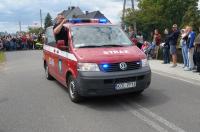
[124,0,200,40]
[28,27,44,34]
[182,1,200,31]
[44,13,53,30]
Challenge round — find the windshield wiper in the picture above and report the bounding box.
[101,44,127,47]
[76,45,102,48]
[76,44,128,48]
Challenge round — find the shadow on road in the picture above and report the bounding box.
[77,86,170,111]
[52,76,170,112]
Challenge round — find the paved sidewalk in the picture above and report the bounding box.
[149,60,200,84]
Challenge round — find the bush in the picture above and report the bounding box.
[0,51,5,63]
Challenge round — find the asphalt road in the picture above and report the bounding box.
[0,50,200,132]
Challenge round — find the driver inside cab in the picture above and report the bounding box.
[53,13,68,46]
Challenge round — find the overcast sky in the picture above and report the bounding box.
[0,0,135,33]
[0,0,199,33]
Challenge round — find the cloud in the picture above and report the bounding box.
[0,22,28,33]
[0,0,131,33]
[74,0,125,23]
[199,1,200,8]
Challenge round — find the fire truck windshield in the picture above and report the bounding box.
[71,25,132,48]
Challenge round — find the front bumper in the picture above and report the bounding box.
[76,67,151,97]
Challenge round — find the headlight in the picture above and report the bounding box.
[141,59,149,67]
[78,63,100,71]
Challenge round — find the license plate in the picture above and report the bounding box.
[115,82,136,90]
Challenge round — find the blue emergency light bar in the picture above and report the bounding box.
[102,64,109,68]
[67,18,109,24]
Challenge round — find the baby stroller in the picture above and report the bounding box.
[142,42,156,60]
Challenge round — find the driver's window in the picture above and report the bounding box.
[45,27,56,47]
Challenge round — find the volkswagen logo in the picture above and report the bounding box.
[119,62,127,70]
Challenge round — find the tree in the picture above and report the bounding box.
[124,0,200,40]
[28,27,44,34]
[44,13,53,30]
[182,1,200,31]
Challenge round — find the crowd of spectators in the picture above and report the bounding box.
[179,26,200,73]
[0,33,44,51]
[128,24,200,75]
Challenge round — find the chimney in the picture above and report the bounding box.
[85,11,89,15]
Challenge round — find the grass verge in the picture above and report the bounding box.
[0,51,5,63]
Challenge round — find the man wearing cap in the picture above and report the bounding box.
[168,24,180,67]
[53,13,68,46]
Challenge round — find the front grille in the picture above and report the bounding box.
[99,61,141,72]
[104,76,144,84]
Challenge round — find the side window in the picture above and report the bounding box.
[45,27,56,47]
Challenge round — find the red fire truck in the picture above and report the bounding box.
[43,19,151,103]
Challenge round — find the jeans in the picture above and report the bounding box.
[196,51,200,72]
[163,46,170,63]
[181,44,189,67]
[188,47,194,69]
[10,41,15,51]
[22,42,27,50]
[13,42,17,50]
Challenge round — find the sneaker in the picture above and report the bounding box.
[182,66,186,68]
[184,67,191,71]
[192,67,196,71]
[171,64,177,68]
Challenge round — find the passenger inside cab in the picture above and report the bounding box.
[53,13,68,46]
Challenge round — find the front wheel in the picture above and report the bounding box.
[45,64,53,80]
[68,76,82,103]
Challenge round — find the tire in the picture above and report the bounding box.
[45,64,53,80]
[134,90,144,95]
[68,76,82,103]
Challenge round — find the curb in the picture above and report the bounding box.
[151,69,200,86]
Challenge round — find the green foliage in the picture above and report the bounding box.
[182,4,200,32]
[124,0,200,40]
[44,13,53,30]
[0,51,5,63]
[28,27,44,34]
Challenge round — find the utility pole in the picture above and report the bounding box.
[122,0,126,30]
[131,0,134,9]
[40,9,42,28]
[122,0,137,32]
[122,0,126,22]
[131,0,137,33]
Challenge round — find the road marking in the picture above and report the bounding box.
[119,99,187,132]
[120,102,168,132]
[135,103,186,132]
[152,71,200,86]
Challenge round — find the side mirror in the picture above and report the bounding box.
[56,40,67,50]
